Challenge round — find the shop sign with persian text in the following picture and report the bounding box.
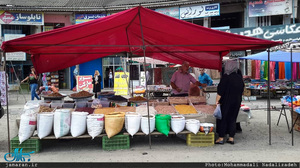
[0,11,44,25]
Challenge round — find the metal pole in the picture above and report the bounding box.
[267,49,271,145]
[290,48,294,146]
[138,6,151,149]
[4,52,11,154]
[292,0,295,24]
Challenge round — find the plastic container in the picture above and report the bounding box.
[40,102,51,107]
[87,100,93,108]
[50,102,63,108]
[98,92,115,99]
[102,134,130,151]
[63,101,75,108]
[10,136,41,153]
[76,101,87,108]
[100,98,110,107]
[186,132,214,147]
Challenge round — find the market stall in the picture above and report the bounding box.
[240,46,300,145]
[1,6,281,153]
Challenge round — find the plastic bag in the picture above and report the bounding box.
[213,104,222,120]
[185,119,200,134]
[105,112,125,138]
[54,109,71,138]
[171,115,185,134]
[155,114,171,136]
[125,112,141,137]
[71,112,89,137]
[87,114,104,139]
[19,113,37,144]
[91,99,102,108]
[141,114,155,135]
[37,112,54,139]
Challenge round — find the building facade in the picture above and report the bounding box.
[0,0,299,89]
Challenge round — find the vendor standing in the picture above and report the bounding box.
[170,61,206,97]
[198,68,213,96]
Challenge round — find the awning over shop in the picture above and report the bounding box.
[1,6,281,73]
[240,50,300,62]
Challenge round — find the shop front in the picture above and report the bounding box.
[0,10,44,89]
[43,13,72,89]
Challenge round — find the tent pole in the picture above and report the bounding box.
[290,48,294,146]
[130,54,134,98]
[4,52,11,154]
[138,6,151,149]
[267,48,271,145]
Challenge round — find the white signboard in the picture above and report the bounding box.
[4,34,26,61]
[180,3,220,19]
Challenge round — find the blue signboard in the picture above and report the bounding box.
[75,14,106,24]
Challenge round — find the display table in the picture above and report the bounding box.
[246,88,300,98]
[147,89,171,98]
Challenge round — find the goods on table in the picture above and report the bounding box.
[186,119,200,134]
[87,114,104,139]
[129,96,147,102]
[199,123,214,135]
[193,105,215,115]
[91,99,102,108]
[105,112,125,138]
[188,96,206,104]
[152,101,170,107]
[37,112,54,139]
[74,107,94,114]
[155,114,171,136]
[70,91,93,98]
[108,95,128,102]
[47,92,63,97]
[140,114,155,135]
[171,115,185,134]
[168,97,188,104]
[174,105,197,114]
[114,106,136,113]
[136,105,157,115]
[154,105,176,114]
[54,109,71,138]
[48,92,63,97]
[125,112,141,136]
[71,112,89,137]
[94,107,116,115]
[19,113,37,144]
[99,91,115,95]
[39,106,54,113]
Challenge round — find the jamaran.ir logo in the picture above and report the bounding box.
[4,148,35,162]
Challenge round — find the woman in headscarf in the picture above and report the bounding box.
[215,60,244,145]
[92,70,101,98]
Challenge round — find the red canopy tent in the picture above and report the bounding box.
[1,6,281,73]
[1,6,283,151]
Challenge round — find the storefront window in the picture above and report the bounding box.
[102,57,126,88]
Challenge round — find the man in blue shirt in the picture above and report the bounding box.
[198,68,213,96]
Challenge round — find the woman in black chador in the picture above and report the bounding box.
[215,60,244,145]
[92,70,101,98]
